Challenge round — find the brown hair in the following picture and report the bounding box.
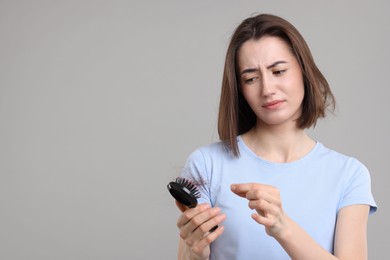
[218,13,335,157]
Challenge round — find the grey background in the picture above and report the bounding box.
[0,0,388,259]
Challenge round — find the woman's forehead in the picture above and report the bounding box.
[237,37,295,69]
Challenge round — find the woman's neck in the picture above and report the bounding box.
[241,123,316,163]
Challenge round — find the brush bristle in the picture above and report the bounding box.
[175,177,201,198]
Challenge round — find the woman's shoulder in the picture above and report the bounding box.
[189,140,231,158]
[315,142,368,172]
[184,140,237,166]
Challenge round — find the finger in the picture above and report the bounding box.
[248,198,269,211]
[179,207,222,240]
[230,183,258,197]
[177,203,210,228]
[181,207,221,235]
[231,183,275,197]
[248,200,283,231]
[190,226,225,254]
[246,189,281,206]
[251,212,274,227]
[192,211,226,238]
[185,212,226,247]
[248,199,280,216]
[175,200,188,213]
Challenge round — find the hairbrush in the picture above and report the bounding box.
[167,177,201,208]
[167,177,218,232]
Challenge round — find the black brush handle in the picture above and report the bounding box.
[167,179,218,232]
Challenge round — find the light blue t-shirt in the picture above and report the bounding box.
[181,136,377,260]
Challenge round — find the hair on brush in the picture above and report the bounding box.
[167,177,201,208]
[167,177,218,232]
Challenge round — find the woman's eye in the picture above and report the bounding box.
[273,69,286,75]
[244,77,259,84]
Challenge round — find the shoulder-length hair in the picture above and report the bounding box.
[218,13,335,157]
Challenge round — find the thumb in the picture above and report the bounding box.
[175,200,189,213]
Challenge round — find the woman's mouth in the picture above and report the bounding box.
[262,100,285,109]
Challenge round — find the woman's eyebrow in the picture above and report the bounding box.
[241,61,288,75]
[266,60,287,69]
[240,68,259,75]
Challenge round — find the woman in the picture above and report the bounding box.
[175,14,377,260]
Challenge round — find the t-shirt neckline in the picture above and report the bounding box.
[237,135,321,168]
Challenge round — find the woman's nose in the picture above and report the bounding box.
[261,76,276,97]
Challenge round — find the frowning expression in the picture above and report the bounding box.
[238,36,305,128]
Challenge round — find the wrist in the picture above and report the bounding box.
[273,216,294,243]
[184,245,209,260]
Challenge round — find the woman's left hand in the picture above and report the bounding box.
[231,183,289,238]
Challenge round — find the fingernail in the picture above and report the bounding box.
[231,184,236,191]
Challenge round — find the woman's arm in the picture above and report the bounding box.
[334,205,370,259]
[231,183,370,260]
[276,205,369,260]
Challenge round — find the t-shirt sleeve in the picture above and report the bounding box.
[338,159,377,214]
[180,149,212,206]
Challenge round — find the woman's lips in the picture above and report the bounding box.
[262,100,284,109]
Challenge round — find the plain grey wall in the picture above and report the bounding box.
[1,0,388,259]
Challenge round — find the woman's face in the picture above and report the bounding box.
[237,36,305,128]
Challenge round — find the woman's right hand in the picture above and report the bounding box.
[176,202,226,260]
